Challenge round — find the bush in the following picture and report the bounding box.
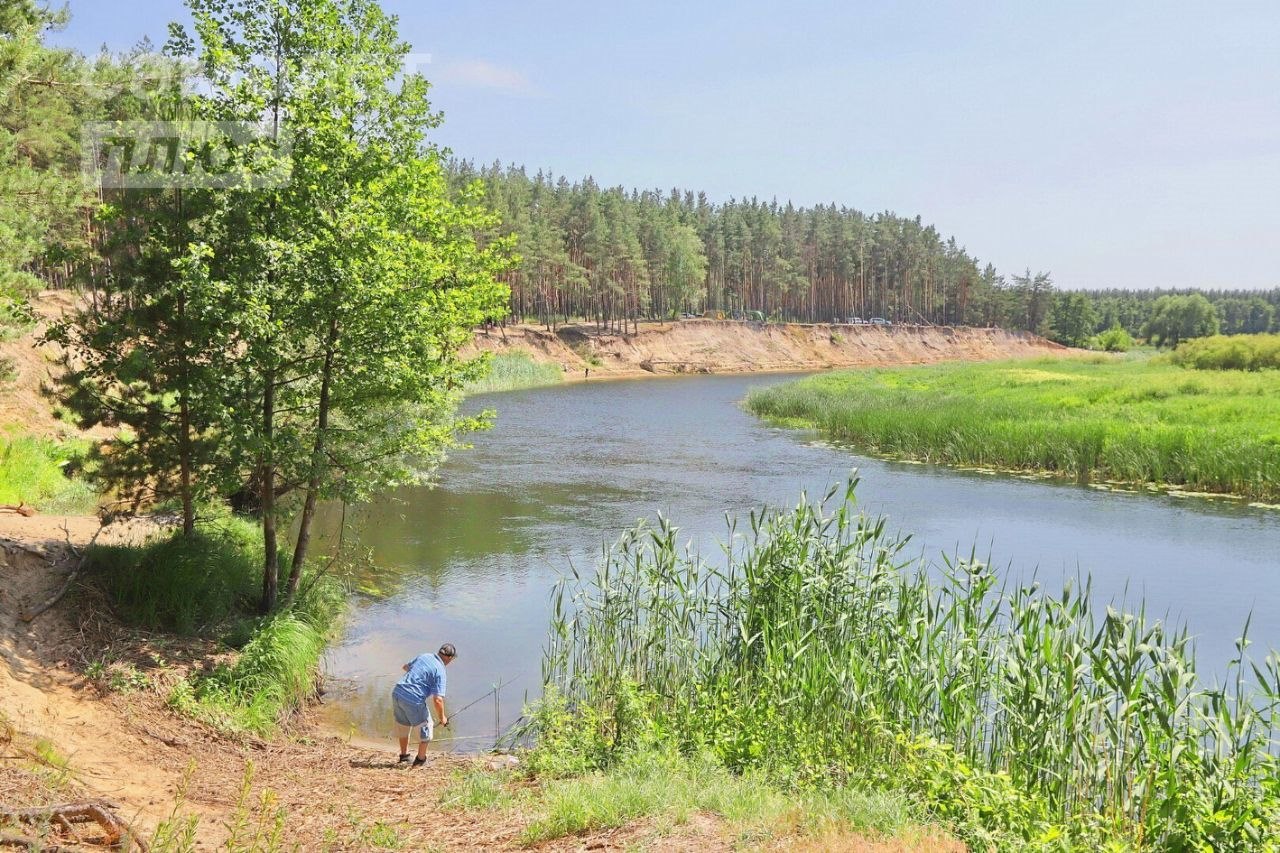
[91,512,346,734]
[1087,325,1133,352]
[1171,333,1280,371]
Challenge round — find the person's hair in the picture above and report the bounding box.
[438,643,457,659]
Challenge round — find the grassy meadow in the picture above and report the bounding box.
[745,356,1280,501]
[529,486,1280,850]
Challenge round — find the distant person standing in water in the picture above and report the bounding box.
[392,643,455,767]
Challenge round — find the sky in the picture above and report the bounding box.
[47,0,1280,291]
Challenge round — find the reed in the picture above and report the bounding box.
[745,357,1280,501]
[465,350,563,395]
[536,483,1280,849]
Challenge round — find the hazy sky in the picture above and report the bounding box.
[48,1,1280,290]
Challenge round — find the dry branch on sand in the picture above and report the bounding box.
[0,800,148,850]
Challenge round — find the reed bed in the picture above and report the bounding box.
[744,357,1280,501]
[465,350,563,395]
[538,483,1280,849]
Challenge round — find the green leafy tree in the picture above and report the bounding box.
[0,1,93,335]
[1047,292,1097,347]
[1143,293,1219,348]
[174,0,512,609]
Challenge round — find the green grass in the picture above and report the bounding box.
[89,512,346,736]
[1172,333,1280,371]
[444,751,927,848]
[532,486,1280,850]
[90,515,264,634]
[0,434,97,513]
[745,356,1280,500]
[465,350,563,395]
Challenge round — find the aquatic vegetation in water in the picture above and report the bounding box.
[532,483,1280,849]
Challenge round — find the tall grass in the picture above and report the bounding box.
[536,483,1280,849]
[90,516,264,634]
[1172,334,1280,371]
[745,357,1280,501]
[465,350,563,395]
[0,434,96,513]
[90,513,346,735]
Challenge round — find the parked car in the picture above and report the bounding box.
[870,317,891,326]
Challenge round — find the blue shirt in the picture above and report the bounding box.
[392,653,447,705]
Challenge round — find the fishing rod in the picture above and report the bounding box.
[444,674,521,722]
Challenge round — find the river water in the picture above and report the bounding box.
[318,372,1280,751]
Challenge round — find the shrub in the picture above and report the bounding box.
[1171,333,1280,371]
[1088,325,1133,352]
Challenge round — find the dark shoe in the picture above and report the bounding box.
[398,753,411,764]
[411,756,426,767]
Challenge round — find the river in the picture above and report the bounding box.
[318,372,1280,751]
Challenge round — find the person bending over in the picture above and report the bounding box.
[392,643,456,767]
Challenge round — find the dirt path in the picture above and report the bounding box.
[465,319,1069,382]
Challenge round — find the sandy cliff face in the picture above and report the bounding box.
[465,319,1068,379]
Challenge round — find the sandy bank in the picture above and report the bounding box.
[465,319,1068,381]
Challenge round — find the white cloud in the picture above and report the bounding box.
[436,59,537,96]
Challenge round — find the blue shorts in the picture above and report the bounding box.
[392,695,434,742]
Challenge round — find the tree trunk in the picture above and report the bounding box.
[260,362,278,614]
[286,318,337,598]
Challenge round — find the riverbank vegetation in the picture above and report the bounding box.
[87,512,345,735]
[530,486,1280,849]
[1172,333,1280,371]
[465,351,564,395]
[746,357,1280,501]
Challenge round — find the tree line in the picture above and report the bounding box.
[453,162,1060,332]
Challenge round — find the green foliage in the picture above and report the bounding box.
[1172,334,1280,371]
[1214,296,1276,335]
[464,351,562,395]
[746,357,1280,500]
[1088,324,1133,352]
[90,512,344,734]
[459,162,1058,331]
[90,515,265,634]
[533,488,1280,849]
[1143,293,1219,348]
[0,434,96,512]
[1047,291,1096,347]
[0,2,95,336]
